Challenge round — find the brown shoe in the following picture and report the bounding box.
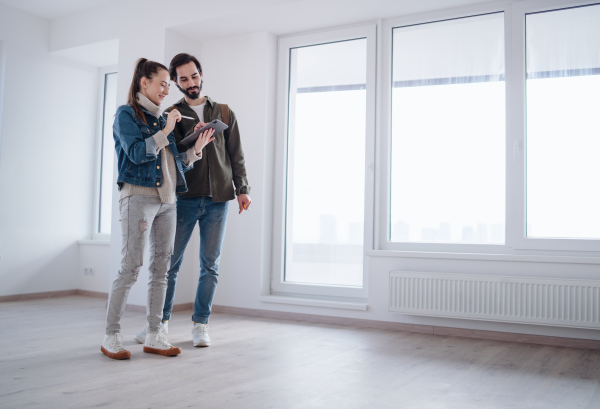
[101,334,131,360]
[143,331,182,356]
[143,346,182,356]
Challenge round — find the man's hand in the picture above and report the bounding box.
[237,194,252,214]
[192,121,207,132]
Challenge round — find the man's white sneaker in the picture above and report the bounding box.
[134,321,168,344]
[101,333,131,360]
[143,331,181,356]
[192,323,211,347]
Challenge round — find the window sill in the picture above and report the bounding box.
[366,250,600,264]
[77,239,110,246]
[259,295,368,311]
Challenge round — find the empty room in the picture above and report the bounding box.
[0,0,599,408]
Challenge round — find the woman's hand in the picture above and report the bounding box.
[163,109,182,135]
[194,128,215,155]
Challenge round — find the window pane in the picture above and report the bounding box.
[526,5,600,239]
[390,13,505,244]
[285,39,366,287]
[99,72,117,235]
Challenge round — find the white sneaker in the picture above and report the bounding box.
[143,331,181,356]
[134,321,168,344]
[192,323,211,347]
[101,334,131,360]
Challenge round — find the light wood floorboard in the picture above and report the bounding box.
[0,296,599,409]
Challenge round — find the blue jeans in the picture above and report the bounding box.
[162,196,229,324]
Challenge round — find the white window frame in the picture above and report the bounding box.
[92,65,118,241]
[377,0,600,254]
[378,2,512,254]
[0,40,6,159]
[271,24,377,299]
[507,0,600,252]
[270,0,600,302]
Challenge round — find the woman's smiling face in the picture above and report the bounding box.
[140,68,170,106]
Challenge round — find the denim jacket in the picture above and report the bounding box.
[113,105,192,193]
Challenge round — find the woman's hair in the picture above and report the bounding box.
[127,58,168,125]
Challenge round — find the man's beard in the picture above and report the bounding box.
[177,79,203,100]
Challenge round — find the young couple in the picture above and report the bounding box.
[101,54,251,360]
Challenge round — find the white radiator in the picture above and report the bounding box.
[389,271,600,329]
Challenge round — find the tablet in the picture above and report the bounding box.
[179,119,229,150]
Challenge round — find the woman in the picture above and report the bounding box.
[101,58,215,360]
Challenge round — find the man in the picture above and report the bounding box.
[134,53,251,347]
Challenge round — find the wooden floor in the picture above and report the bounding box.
[1,296,599,409]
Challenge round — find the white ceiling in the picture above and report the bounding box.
[170,0,499,42]
[51,38,119,67]
[0,0,120,19]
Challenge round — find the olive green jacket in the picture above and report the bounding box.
[165,96,250,202]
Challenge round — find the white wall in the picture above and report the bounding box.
[78,243,110,294]
[2,0,598,342]
[0,4,98,296]
[200,31,277,310]
[160,29,203,307]
[198,30,600,342]
[107,29,168,307]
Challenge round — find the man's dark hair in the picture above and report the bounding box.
[169,53,202,80]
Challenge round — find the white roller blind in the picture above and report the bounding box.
[393,13,504,84]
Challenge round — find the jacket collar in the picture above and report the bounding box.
[174,95,214,109]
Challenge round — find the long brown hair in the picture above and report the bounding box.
[127,58,168,125]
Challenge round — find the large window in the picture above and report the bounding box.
[272,1,600,300]
[285,39,367,287]
[390,13,505,245]
[274,26,376,297]
[525,4,600,240]
[93,69,117,239]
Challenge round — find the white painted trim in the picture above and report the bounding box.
[0,40,5,162]
[368,249,600,264]
[77,239,110,246]
[373,19,384,252]
[259,295,368,311]
[92,66,118,241]
[367,250,600,264]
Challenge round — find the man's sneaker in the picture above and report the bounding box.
[134,321,168,344]
[101,334,131,360]
[192,323,211,347]
[143,331,181,356]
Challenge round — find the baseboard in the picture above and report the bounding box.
[212,305,600,350]
[124,304,146,313]
[172,302,193,312]
[0,290,191,316]
[0,289,78,302]
[4,291,597,349]
[76,289,108,299]
[123,302,193,313]
[0,289,111,302]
